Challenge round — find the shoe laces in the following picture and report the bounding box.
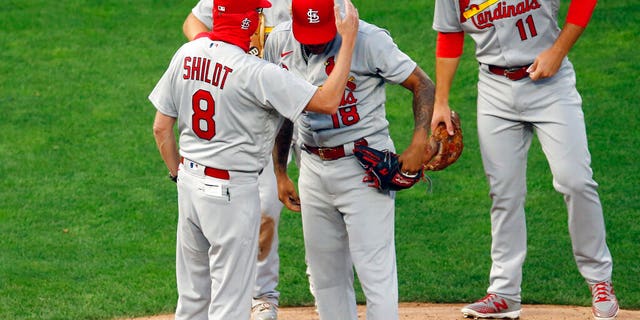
[479,293,499,303]
[592,282,614,303]
[254,302,275,312]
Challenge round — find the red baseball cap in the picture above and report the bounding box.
[214,0,272,14]
[292,0,337,45]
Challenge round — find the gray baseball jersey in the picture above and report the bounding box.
[265,20,416,148]
[149,38,315,172]
[433,0,559,66]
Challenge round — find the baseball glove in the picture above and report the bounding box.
[353,145,422,191]
[424,110,463,171]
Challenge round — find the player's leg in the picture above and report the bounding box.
[252,158,282,319]
[298,153,358,320]
[530,62,616,318]
[198,172,260,319]
[337,155,398,320]
[461,71,530,319]
[478,73,532,303]
[477,115,532,301]
[530,62,613,281]
[175,170,212,320]
[290,131,319,306]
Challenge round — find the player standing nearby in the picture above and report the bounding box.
[432,0,619,319]
[182,1,294,319]
[264,0,435,319]
[150,0,360,318]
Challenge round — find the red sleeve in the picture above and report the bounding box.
[436,32,465,58]
[566,0,597,28]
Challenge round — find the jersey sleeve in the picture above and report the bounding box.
[566,0,597,27]
[192,0,214,29]
[436,31,465,58]
[254,62,316,123]
[148,48,187,118]
[263,27,280,64]
[363,27,416,85]
[432,0,462,33]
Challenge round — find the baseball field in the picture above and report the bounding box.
[0,0,638,319]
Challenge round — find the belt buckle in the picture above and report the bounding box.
[503,69,515,80]
[503,68,518,77]
[317,148,327,160]
[504,66,526,80]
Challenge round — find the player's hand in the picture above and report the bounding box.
[431,103,454,135]
[398,144,427,176]
[277,175,301,212]
[527,46,564,80]
[335,0,359,44]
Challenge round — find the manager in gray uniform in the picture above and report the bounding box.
[182,1,295,319]
[150,0,360,318]
[265,0,435,319]
[431,0,618,319]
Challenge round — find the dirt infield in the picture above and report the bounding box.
[125,303,639,320]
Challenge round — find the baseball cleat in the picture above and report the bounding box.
[590,281,619,320]
[461,293,521,319]
[251,302,278,320]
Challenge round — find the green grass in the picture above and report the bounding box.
[0,0,638,319]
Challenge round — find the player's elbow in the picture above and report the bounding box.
[183,13,208,41]
[305,90,340,114]
[316,103,339,115]
[182,16,194,40]
[181,20,188,40]
[153,112,176,138]
[307,102,339,115]
[403,66,434,93]
[152,124,169,141]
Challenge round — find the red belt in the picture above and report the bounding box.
[181,157,230,180]
[488,65,530,81]
[304,138,368,161]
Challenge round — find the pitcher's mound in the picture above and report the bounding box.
[125,302,638,319]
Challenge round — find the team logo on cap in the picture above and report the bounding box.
[217,5,226,12]
[241,18,251,30]
[306,9,320,24]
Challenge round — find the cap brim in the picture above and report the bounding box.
[292,22,337,45]
[258,0,272,8]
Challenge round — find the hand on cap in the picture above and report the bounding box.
[335,0,359,44]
